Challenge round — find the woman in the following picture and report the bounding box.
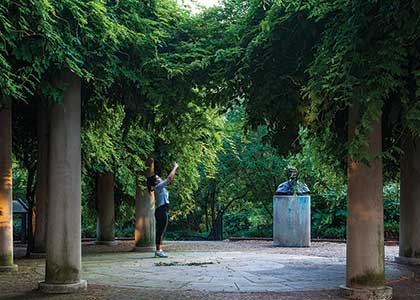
[147,162,179,258]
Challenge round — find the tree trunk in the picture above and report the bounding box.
[204,197,209,232]
[25,166,36,255]
[342,103,391,298]
[134,157,155,251]
[398,133,420,262]
[33,105,49,254]
[96,172,116,245]
[0,105,17,272]
[208,209,224,241]
[210,181,216,226]
[39,69,86,292]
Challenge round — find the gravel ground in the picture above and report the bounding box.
[82,240,400,261]
[13,240,399,261]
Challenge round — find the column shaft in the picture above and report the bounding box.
[347,106,385,287]
[399,134,420,261]
[135,158,155,251]
[341,103,392,299]
[96,172,116,245]
[40,69,86,292]
[0,107,17,272]
[33,105,49,253]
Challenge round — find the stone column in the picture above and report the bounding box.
[340,104,392,299]
[396,134,420,265]
[39,69,87,293]
[134,158,155,252]
[33,105,49,254]
[96,172,117,246]
[0,105,18,272]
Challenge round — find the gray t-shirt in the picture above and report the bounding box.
[155,179,169,207]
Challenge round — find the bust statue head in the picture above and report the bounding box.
[286,166,298,184]
[275,166,310,195]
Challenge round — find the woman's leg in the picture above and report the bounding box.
[160,205,169,247]
[155,205,169,251]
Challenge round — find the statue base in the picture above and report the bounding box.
[273,195,311,247]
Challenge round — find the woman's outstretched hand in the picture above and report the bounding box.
[167,162,179,184]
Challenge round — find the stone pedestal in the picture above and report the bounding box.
[39,70,86,293]
[273,195,311,247]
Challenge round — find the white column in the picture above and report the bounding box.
[340,104,392,300]
[96,172,117,246]
[39,69,87,293]
[0,105,18,272]
[397,134,420,265]
[134,158,155,252]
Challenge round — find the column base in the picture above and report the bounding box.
[39,280,87,294]
[340,285,392,300]
[394,256,420,265]
[134,246,155,253]
[95,240,118,246]
[0,264,18,272]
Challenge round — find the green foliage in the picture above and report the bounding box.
[205,0,420,164]
[0,0,129,102]
[169,103,287,235]
[155,103,225,220]
[300,0,420,159]
[82,103,125,173]
[383,182,400,239]
[224,209,273,238]
[115,201,135,238]
[310,190,347,239]
[290,127,346,193]
[11,160,27,200]
[5,0,412,243]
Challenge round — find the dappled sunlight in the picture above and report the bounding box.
[348,161,360,176]
[0,167,13,225]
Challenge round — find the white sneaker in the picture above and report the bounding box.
[154,250,168,258]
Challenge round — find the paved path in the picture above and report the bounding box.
[21,241,413,293]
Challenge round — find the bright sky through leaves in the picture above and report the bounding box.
[179,0,220,11]
[196,0,219,7]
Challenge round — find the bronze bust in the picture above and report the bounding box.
[275,166,310,195]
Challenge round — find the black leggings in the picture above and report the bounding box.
[155,204,169,246]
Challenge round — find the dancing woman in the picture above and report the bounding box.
[147,162,179,258]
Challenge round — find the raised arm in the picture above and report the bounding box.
[166,162,179,185]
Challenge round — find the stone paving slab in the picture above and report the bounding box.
[28,243,411,293]
[2,241,420,300]
[7,241,419,296]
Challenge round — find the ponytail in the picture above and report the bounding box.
[147,175,158,192]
